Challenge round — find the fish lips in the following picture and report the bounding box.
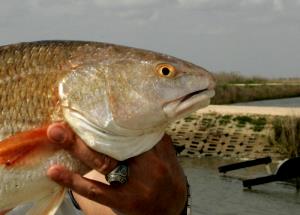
[163,88,215,119]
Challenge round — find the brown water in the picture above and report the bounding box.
[181,157,300,215]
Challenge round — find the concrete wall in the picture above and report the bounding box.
[167,105,300,160]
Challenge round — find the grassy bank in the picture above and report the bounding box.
[211,84,300,104]
[269,116,300,158]
[211,72,300,104]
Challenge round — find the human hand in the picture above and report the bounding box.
[47,122,187,215]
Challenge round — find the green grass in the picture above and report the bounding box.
[232,116,266,131]
[219,115,232,125]
[184,115,197,122]
[270,117,300,158]
[202,117,215,128]
[252,117,267,132]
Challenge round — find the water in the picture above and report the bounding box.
[182,97,300,214]
[181,158,300,215]
[233,97,300,107]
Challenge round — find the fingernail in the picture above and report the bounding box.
[48,125,67,144]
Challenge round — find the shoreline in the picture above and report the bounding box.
[197,105,300,116]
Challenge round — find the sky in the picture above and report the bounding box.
[0,0,299,78]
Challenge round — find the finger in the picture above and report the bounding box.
[47,165,119,208]
[47,122,118,175]
[47,165,117,207]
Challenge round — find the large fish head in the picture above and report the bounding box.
[59,44,215,159]
[102,47,216,132]
[60,44,215,134]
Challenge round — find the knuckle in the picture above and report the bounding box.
[86,185,101,200]
[59,170,74,186]
[95,155,118,174]
[93,156,105,170]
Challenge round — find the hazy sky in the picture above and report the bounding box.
[0,0,299,78]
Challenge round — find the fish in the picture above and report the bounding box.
[0,40,215,214]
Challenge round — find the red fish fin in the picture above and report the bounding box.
[0,127,56,167]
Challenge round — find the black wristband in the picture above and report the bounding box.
[68,189,81,210]
[180,177,191,215]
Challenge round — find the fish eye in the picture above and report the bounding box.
[156,64,177,78]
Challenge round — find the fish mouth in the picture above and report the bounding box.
[180,88,209,102]
[163,88,215,119]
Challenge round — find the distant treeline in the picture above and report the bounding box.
[213,72,267,85]
[211,72,300,104]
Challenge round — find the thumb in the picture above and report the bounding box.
[47,122,75,149]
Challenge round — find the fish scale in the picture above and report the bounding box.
[0,42,79,139]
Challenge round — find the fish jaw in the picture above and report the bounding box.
[61,106,165,161]
[163,89,215,120]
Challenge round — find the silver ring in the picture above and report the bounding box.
[106,164,128,185]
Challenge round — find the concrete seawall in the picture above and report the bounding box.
[167,105,300,160]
